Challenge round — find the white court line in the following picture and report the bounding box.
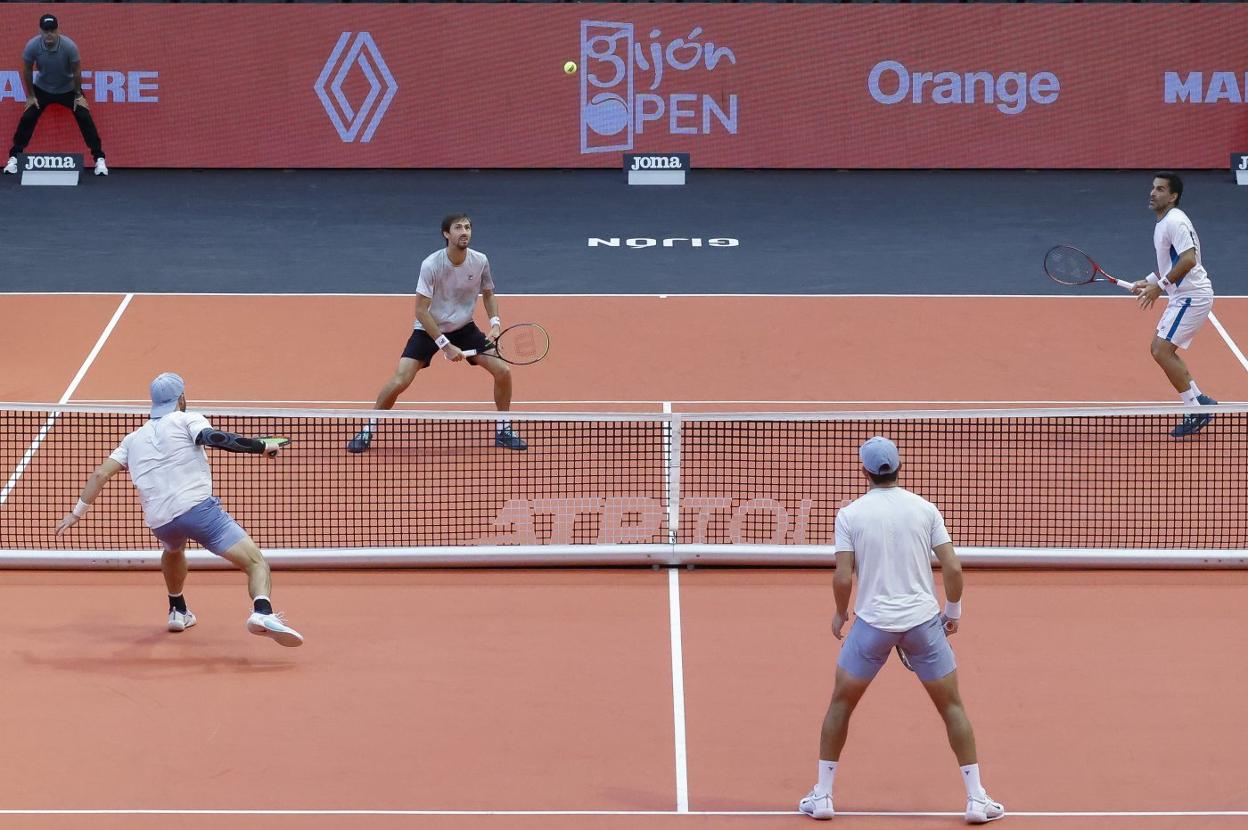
[0,294,133,507]
[1209,312,1248,377]
[668,567,689,813]
[5,291,1248,299]
[68,398,1210,407]
[0,809,1242,817]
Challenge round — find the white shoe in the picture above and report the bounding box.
[3,157,16,175]
[167,609,197,632]
[246,611,303,647]
[966,794,1006,824]
[798,789,834,820]
[94,158,108,176]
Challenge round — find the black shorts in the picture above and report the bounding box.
[401,321,491,366]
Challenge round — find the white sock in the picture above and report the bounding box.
[815,760,837,796]
[498,419,512,433]
[1189,381,1202,398]
[1180,388,1198,406]
[365,417,378,433]
[960,763,987,800]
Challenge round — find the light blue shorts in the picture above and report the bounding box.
[151,497,248,557]
[837,614,957,682]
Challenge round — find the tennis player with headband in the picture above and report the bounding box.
[1130,172,1217,438]
[348,212,526,452]
[55,372,303,647]
[799,437,1003,824]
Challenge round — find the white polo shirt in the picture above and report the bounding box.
[1154,208,1212,299]
[414,248,493,333]
[834,486,949,632]
[109,411,214,529]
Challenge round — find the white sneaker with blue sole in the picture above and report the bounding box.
[246,611,304,647]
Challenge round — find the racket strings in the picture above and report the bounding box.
[1045,246,1096,284]
[493,324,551,364]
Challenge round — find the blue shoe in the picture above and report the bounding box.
[346,429,372,453]
[495,427,527,451]
[1171,395,1216,438]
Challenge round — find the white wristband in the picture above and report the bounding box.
[434,335,450,349]
[1159,276,1173,291]
[489,316,501,328]
[72,499,91,518]
[943,600,962,620]
[1145,272,1159,285]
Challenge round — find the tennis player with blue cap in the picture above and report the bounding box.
[799,437,1003,824]
[56,372,303,647]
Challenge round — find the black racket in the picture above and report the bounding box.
[462,323,550,366]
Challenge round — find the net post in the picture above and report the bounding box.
[667,413,682,546]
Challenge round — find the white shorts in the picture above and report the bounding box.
[1156,295,1213,350]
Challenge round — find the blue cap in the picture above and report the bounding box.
[859,436,900,475]
[149,372,185,417]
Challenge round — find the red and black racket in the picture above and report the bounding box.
[1044,245,1135,291]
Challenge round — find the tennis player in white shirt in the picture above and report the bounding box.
[799,437,1003,824]
[56,373,303,647]
[1131,172,1217,438]
[348,212,526,452]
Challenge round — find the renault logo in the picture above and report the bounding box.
[314,32,398,144]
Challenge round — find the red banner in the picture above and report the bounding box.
[0,5,1244,168]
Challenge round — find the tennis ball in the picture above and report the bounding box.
[563,61,578,75]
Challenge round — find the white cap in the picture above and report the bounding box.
[859,436,900,475]
[149,372,185,417]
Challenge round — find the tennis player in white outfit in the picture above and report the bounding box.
[1130,172,1217,438]
[799,437,1003,824]
[56,373,303,647]
[348,212,525,452]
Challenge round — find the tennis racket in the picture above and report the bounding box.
[895,646,916,673]
[1044,245,1135,290]
[461,322,551,366]
[258,437,290,458]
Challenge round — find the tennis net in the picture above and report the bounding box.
[1,403,1245,567]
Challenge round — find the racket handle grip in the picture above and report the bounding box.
[459,349,478,357]
[1115,279,1135,290]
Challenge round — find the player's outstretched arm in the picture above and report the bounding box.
[196,429,287,458]
[55,458,125,535]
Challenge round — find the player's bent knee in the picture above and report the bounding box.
[220,536,267,572]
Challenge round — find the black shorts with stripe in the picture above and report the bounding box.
[401,321,491,366]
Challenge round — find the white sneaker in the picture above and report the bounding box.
[246,611,303,647]
[94,158,108,176]
[966,794,1006,824]
[3,157,16,175]
[167,609,197,632]
[798,789,834,820]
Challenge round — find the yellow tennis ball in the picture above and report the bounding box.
[563,61,578,75]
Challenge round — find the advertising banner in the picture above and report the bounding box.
[0,5,1243,168]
